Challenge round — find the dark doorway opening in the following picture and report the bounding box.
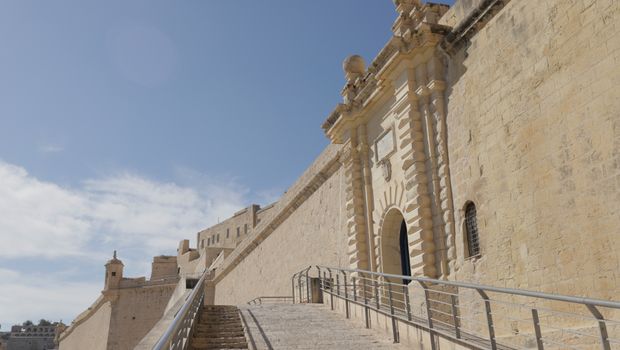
[399,220,412,284]
[186,278,199,289]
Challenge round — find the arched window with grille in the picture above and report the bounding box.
[465,202,481,258]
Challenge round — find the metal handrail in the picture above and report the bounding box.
[152,270,209,350]
[317,265,620,310]
[292,266,620,350]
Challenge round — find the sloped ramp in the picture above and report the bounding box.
[239,303,408,350]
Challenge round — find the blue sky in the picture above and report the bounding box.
[0,0,453,330]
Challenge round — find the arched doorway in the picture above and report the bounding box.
[380,208,412,284]
[399,220,412,284]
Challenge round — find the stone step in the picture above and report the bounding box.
[198,320,241,327]
[200,312,239,318]
[193,336,247,343]
[194,329,245,335]
[202,314,240,318]
[194,330,246,336]
[202,316,240,320]
[204,306,238,311]
[190,343,248,350]
[190,305,247,350]
[196,323,244,328]
[200,317,241,322]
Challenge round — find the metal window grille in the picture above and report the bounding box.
[465,202,480,257]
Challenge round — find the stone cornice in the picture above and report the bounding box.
[441,0,511,54]
[322,2,450,144]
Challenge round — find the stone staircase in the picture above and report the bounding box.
[239,303,409,350]
[190,305,248,350]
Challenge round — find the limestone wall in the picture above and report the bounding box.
[58,299,111,350]
[150,256,177,280]
[213,145,348,305]
[446,0,620,298]
[197,205,261,250]
[106,284,176,350]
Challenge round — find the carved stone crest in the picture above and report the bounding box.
[380,159,392,182]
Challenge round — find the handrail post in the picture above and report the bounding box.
[298,272,303,303]
[388,283,400,343]
[322,271,326,291]
[477,289,497,350]
[404,284,412,322]
[418,281,437,350]
[352,277,357,302]
[374,280,380,310]
[336,273,341,297]
[342,271,349,319]
[450,294,461,339]
[291,273,297,304]
[586,304,611,350]
[316,266,322,305]
[305,266,312,303]
[327,268,334,310]
[531,308,544,350]
[361,274,370,329]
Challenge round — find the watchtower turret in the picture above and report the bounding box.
[104,250,124,290]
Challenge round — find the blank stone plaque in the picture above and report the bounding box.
[375,128,395,162]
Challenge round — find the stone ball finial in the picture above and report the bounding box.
[343,55,366,81]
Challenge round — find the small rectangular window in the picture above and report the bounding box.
[226,228,230,238]
[217,234,220,243]
[236,227,240,237]
[465,202,481,258]
[244,224,248,234]
[111,272,116,277]
[207,238,210,246]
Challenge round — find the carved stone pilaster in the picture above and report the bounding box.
[342,135,369,270]
[358,125,377,272]
[428,64,456,276]
[396,68,437,278]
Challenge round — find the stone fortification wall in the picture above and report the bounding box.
[446,0,620,298]
[197,204,267,250]
[213,144,348,304]
[438,0,485,27]
[150,256,177,280]
[58,298,111,350]
[106,284,176,350]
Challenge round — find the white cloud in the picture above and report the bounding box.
[0,161,247,259]
[0,160,249,328]
[0,268,101,331]
[0,163,90,259]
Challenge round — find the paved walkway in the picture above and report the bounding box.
[239,303,408,350]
